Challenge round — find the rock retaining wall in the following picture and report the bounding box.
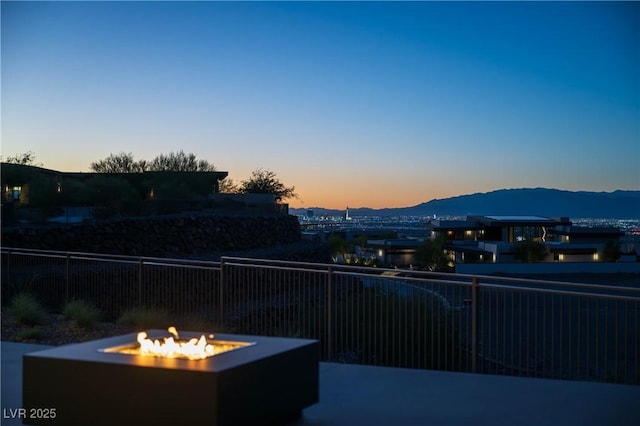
[2,214,302,258]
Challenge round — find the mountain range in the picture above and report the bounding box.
[290,188,640,219]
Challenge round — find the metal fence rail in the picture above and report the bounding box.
[2,247,639,385]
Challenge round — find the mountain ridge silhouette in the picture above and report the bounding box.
[292,188,640,219]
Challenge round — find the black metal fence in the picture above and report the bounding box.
[2,247,639,385]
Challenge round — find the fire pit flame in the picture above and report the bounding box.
[101,327,255,360]
[137,329,216,360]
[168,326,179,339]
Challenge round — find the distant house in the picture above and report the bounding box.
[425,215,635,272]
[1,163,56,206]
[366,238,423,267]
[1,163,228,206]
[1,163,230,223]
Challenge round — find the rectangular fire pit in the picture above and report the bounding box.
[23,331,319,426]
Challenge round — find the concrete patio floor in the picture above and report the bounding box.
[2,341,639,426]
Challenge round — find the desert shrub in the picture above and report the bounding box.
[512,240,548,262]
[63,300,101,329]
[17,327,46,341]
[603,241,621,262]
[10,293,49,326]
[117,307,171,329]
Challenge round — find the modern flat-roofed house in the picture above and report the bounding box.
[1,163,229,222]
[426,215,628,266]
[365,238,424,267]
[1,163,229,206]
[547,224,626,262]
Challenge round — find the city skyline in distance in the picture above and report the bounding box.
[2,1,638,209]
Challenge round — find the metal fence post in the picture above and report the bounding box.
[65,253,70,303]
[6,249,11,299]
[326,265,333,361]
[138,258,143,307]
[219,258,225,327]
[471,276,479,373]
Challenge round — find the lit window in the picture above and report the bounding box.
[11,186,21,200]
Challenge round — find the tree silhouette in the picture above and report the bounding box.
[90,151,216,173]
[327,235,351,259]
[239,168,297,202]
[148,150,216,172]
[90,152,146,173]
[218,177,238,193]
[512,240,548,262]
[603,241,621,262]
[414,236,449,271]
[3,151,42,166]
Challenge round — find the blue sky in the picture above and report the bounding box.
[2,1,638,209]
